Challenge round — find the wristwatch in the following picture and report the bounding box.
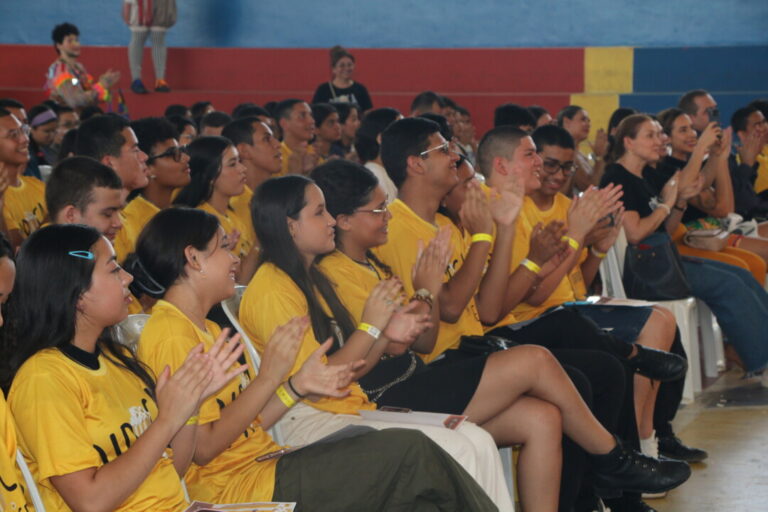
[411,288,434,310]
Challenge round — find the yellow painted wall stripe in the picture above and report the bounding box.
[570,93,619,154]
[584,47,634,94]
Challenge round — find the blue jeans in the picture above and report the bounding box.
[683,257,768,372]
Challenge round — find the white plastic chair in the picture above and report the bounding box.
[599,228,699,403]
[113,314,151,353]
[221,285,286,446]
[16,448,46,511]
[697,301,726,378]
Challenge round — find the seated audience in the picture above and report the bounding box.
[601,114,768,382]
[2,224,244,511]
[27,104,58,174]
[529,105,554,127]
[130,207,497,510]
[312,45,373,112]
[728,105,768,226]
[677,89,718,134]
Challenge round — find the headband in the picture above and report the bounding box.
[30,109,57,128]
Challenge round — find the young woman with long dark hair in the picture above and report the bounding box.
[174,136,258,282]
[0,224,245,511]
[129,207,498,510]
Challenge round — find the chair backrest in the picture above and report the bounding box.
[220,285,286,445]
[16,448,46,511]
[113,314,151,352]
[221,285,262,371]
[599,227,628,299]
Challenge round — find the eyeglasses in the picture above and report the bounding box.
[355,205,389,216]
[542,158,575,176]
[0,124,29,141]
[419,141,451,158]
[147,145,186,164]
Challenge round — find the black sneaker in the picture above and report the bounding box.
[627,345,687,382]
[658,435,708,463]
[590,437,691,498]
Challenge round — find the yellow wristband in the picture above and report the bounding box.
[471,233,494,244]
[185,415,199,426]
[276,385,297,408]
[357,322,382,340]
[520,258,542,275]
[561,235,580,251]
[590,247,607,259]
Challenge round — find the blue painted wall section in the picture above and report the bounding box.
[1,0,767,48]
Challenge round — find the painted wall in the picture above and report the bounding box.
[1,0,766,48]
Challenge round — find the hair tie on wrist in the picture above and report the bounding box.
[590,247,607,259]
[287,376,306,399]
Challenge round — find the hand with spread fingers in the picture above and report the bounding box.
[412,226,452,295]
[361,278,403,334]
[155,344,214,431]
[458,181,494,235]
[260,316,311,385]
[200,328,249,402]
[292,338,365,399]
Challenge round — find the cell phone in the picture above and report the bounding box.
[706,107,720,125]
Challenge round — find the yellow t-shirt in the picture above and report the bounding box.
[492,194,587,326]
[0,391,30,512]
[3,176,47,240]
[230,185,258,250]
[279,142,323,176]
[240,262,375,415]
[317,250,389,323]
[113,195,161,263]
[138,300,279,504]
[198,202,255,262]
[8,347,187,512]
[754,145,768,194]
[372,199,484,362]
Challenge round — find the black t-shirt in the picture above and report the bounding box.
[658,155,709,224]
[601,162,662,224]
[312,81,373,111]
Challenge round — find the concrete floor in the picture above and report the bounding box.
[648,369,768,511]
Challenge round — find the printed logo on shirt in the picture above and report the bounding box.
[92,393,154,465]
[19,203,45,237]
[1,472,31,511]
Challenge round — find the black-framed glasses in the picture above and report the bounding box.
[147,145,186,164]
[419,141,451,158]
[542,158,575,176]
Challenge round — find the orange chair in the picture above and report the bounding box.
[672,225,766,284]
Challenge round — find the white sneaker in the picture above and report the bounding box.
[640,431,668,499]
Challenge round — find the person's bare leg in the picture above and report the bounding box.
[480,396,562,512]
[632,307,676,438]
[463,345,615,455]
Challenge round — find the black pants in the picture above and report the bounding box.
[654,329,687,438]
